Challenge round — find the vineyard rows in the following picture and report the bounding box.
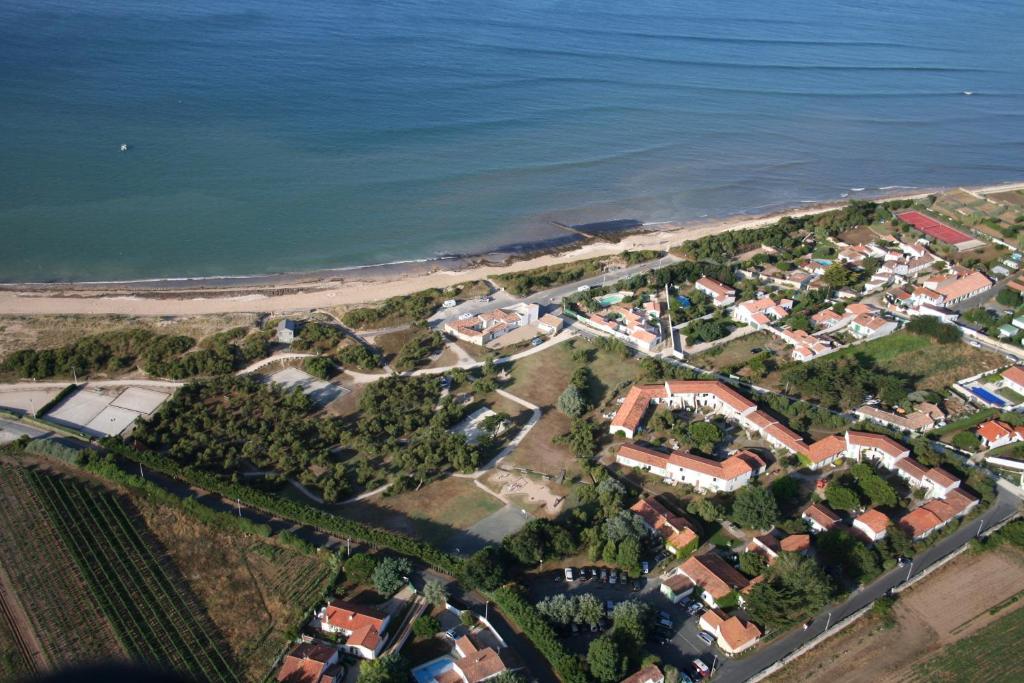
[24,468,241,683]
[0,465,123,668]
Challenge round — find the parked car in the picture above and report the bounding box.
[589,567,599,579]
[698,630,715,646]
[641,561,650,574]
[688,602,705,616]
[658,611,672,621]
[577,285,591,292]
[577,567,587,581]
[692,657,711,679]
[458,312,474,320]
[564,567,576,581]
[444,628,459,640]
[609,571,617,585]
[531,337,544,347]
[658,617,673,629]
[606,600,615,613]
[600,569,608,582]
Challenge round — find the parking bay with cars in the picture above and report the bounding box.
[536,566,722,679]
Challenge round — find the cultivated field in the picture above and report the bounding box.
[764,546,1024,683]
[21,467,239,682]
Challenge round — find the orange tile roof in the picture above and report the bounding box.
[699,609,762,652]
[895,456,929,481]
[611,384,662,433]
[664,380,758,413]
[662,573,695,594]
[922,498,957,523]
[806,435,846,463]
[780,534,811,553]
[846,431,909,458]
[764,422,810,454]
[458,647,512,683]
[745,410,780,430]
[680,553,749,600]
[277,643,335,683]
[935,270,992,301]
[618,443,671,469]
[944,488,978,515]
[855,509,891,535]
[322,600,386,650]
[802,502,841,530]
[924,467,960,489]
[668,450,758,481]
[629,498,698,550]
[1003,365,1024,388]
[899,507,943,538]
[620,664,665,683]
[696,277,735,300]
[977,419,1013,443]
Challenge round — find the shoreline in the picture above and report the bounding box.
[2,180,1022,318]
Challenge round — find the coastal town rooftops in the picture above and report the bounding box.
[696,276,735,299]
[458,646,513,683]
[899,506,943,538]
[895,456,929,481]
[276,643,336,683]
[322,599,387,632]
[934,270,992,300]
[629,498,698,550]
[1002,365,1024,388]
[846,431,909,458]
[663,379,758,413]
[662,572,695,594]
[780,534,811,553]
[617,443,670,469]
[856,405,935,432]
[611,384,662,433]
[699,609,762,652]
[680,553,750,599]
[855,509,891,535]
[924,467,960,489]
[668,450,762,481]
[806,434,846,464]
[620,664,665,683]
[977,419,1014,444]
[852,313,890,331]
[764,421,810,455]
[802,502,841,530]
[944,487,979,515]
[922,498,957,523]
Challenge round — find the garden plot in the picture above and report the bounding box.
[267,367,348,406]
[44,386,171,437]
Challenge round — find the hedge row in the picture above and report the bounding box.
[488,586,586,683]
[81,454,272,538]
[105,442,461,575]
[35,383,78,418]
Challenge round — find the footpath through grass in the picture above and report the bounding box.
[911,603,1024,682]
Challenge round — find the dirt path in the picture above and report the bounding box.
[765,547,1024,683]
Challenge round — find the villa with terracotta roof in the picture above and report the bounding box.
[976,419,1024,450]
[316,599,390,659]
[848,313,898,340]
[733,296,792,329]
[615,443,765,494]
[414,631,520,683]
[765,326,834,362]
[919,267,993,306]
[802,502,841,533]
[674,553,750,608]
[853,509,890,542]
[695,277,736,307]
[575,301,663,352]
[746,532,811,564]
[276,643,342,683]
[844,431,910,469]
[698,609,762,655]
[1002,366,1024,396]
[804,434,846,469]
[444,303,539,346]
[855,404,940,433]
[620,664,665,683]
[630,498,699,555]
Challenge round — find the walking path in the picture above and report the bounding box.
[236,352,314,375]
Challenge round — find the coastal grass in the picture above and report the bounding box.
[492,250,662,296]
[690,330,778,373]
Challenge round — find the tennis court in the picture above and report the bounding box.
[896,210,974,245]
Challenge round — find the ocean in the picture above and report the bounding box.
[1,0,1022,283]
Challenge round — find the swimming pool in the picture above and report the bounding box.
[412,657,456,683]
[597,293,626,307]
[812,258,834,266]
[970,386,1006,407]
[676,295,691,308]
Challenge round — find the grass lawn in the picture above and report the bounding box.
[913,603,1024,682]
[343,476,503,546]
[690,330,778,373]
[506,340,642,409]
[999,386,1024,404]
[768,332,1005,394]
[372,328,421,364]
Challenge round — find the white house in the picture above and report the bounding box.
[698,610,762,655]
[852,509,890,542]
[444,304,539,346]
[615,443,765,494]
[276,643,341,683]
[732,297,791,329]
[695,277,736,307]
[316,599,390,660]
[848,313,898,340]
[802,502,841,533]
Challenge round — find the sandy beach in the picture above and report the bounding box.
[2,182,1021,318]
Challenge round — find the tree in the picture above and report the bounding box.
[576,593,605,627]
[557,385,587,418]
[855,473,898,507]
[503,519,575,565]
[997,288,1021,307]
[825,484,861,512]
[738,551,769,577]
[744,553,833,631]
[559,419,597,458]
[686,422,722,453]
[770,475,800,508]
[588,634,629,682]
[616,535,642,575]
[423,579,448,607]
[488,673,528,683]
[345,553,376,585]
[732,485,780,530]
[413,615,441,638]
[372,556,412,596]
[611,600,653,645]
[461,547,506,591]
[303,355,334,379]
[537,594,575,625]
[820,263,857,289]
[952,431,981,452]
[359,653,410,683]
[686,497,724,522]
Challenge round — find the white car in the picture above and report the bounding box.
[577,285,591,292]
[458,312,474,320]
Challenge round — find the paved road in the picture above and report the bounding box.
[0,418,49,442]
[714,485,1021,683]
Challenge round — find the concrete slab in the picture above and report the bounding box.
[46,389,110,428]
[445,505,531,555]
[0,388,63,414]
[268,367,349,406]
[111,386,171,414]
[83,405,141,437]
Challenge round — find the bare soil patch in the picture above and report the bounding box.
[764,547,1024,683]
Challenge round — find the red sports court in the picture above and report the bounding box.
[895,210,973,245]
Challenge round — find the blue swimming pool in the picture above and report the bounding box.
[676,295,691,308]
[412,657,456,683]
[970,386,1006,407]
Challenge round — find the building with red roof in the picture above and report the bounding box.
[1002,366,1024,396]
[845,431,910,469]
[316,599,390,659]
[976,419,1024,450]
[620,665,666,683]
[802,502,841,533]
[276,643,342,683]
[630,497,699,555]
[698,609,762,655]
[676,553,751,608]
[695,277,736,307]
[853,509,890,542]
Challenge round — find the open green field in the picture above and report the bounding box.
[911,604,1024,682]
[690,330,779,373]
[767,331,1005,394]
[343,476,503,546]
[507,340,641,410]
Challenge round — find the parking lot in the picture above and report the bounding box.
[44,386,172,437]
[528,566,723,678]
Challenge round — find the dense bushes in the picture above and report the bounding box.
[781,356,908,410]
[494,251,661,296]
[392,331,444,371]
[488,586,587,683]
[905,317,962,344]
[342,289,446,328]
[1,327,275,381]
